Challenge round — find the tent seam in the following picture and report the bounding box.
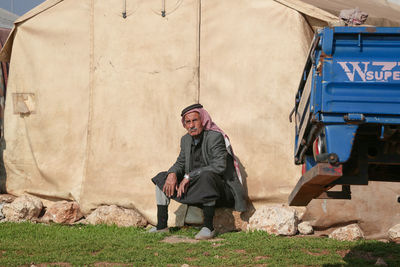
[196,0,201,104]
[300,13,315,34]
[79,0,95,204]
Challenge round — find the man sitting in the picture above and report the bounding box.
[150,103,246,239]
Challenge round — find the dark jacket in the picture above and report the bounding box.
[168,130,247,212]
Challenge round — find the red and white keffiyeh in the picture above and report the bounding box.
[182,107,243,184]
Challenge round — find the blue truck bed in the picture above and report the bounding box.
[289,27,400,206]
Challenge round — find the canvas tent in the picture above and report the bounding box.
[1,0,400,238]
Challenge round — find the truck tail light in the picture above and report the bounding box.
[313,137,320,157]
[313,135,325,161]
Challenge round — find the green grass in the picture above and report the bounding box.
[0,222,399,266]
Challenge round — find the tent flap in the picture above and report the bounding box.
[274,0,341,26]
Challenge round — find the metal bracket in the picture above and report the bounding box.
[288,163,343,206]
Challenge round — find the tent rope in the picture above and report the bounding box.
[152,0,183,17]
[162,0,166,17]
[122,0,127,18]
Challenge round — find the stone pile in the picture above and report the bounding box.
[0,194,148,227]
[0,193,399,242]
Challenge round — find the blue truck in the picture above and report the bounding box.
[288,27,400,206]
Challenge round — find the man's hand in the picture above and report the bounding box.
[163,173,177,197]
[177,177,189,198]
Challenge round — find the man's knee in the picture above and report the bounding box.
[199,171,219,184]
[155,186,170,206]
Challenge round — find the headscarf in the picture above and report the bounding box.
[181,106,243,184]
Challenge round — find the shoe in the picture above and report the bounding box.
[147,226,169,233]
[195,227,216,240]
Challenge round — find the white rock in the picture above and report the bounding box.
[293,207,307,221]
[2,195,43,222]
[298,221,313,235]
[86,205,147,227]
[0,194,16,203]
[0,203,4,220]
[247,204,298,236]
[329,224,364,241]
[375,257,388,266]
[42,201,83,224]
[388,224,400,242]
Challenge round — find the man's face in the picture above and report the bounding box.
[184,112,203,137]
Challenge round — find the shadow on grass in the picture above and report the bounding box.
[323,241,400,266]
[169,227,183,234]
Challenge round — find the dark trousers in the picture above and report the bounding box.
[151,171,234,208]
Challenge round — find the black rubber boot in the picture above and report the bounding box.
[156,205,168,230]
[202,205,215,231]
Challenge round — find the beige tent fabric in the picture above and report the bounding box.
[3,0,91,201]
[4,0,200,225]
[0,0,64,63]
[199,0,312,204]
[1,0,400,237]
[79,0,200,222]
